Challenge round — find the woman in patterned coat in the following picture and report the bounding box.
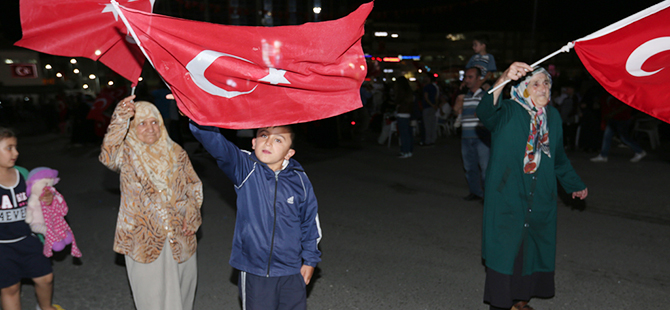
[99,95,203,310]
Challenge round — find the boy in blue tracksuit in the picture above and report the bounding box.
[190,122,321,310]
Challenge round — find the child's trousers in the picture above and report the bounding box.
[239,271,307,310]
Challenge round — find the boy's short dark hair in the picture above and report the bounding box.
[0,127,16,141]
[473,35,489,46]
[256,125,296,149]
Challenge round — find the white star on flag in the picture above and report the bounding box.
[259,67,291,85]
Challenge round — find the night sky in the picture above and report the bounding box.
[349,0,665,41]
[1,0,665,45]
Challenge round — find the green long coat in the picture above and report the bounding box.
[476,93,586,276]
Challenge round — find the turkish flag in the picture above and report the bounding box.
[573,1,670,123]
[14,0,153,86]
[10,64,37,78]
[116,2,372,129]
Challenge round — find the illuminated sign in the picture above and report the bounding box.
[10,64,38,78]
[366,55,421,62]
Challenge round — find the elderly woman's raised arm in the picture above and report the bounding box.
[99,95,136,172]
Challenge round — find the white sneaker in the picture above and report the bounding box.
[630,151,647,163]
[590,155,608,162]
[398,152,412,159]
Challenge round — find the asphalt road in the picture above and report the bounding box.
[13,131,670,310]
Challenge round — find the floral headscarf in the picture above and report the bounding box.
[125,101,178,200]
[510,68,552,174]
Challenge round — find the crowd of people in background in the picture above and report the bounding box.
[1,34,659,167]
[0,84,188,148]
[365,65,655,165]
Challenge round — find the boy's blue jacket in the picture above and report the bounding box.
[190,123,322,277]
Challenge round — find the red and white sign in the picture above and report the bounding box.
[574,1,670,123]
[10,64,38,78]
[116,2,372,129]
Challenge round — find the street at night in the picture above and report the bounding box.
[12,131,670,309]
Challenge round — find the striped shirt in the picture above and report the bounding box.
[462,88,485,139]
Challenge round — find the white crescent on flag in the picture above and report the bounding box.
[186,50,258,98]
[186,50,292,99]
[625,37,670,77]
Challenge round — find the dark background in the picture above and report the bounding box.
[2,1,666,43]
[351,0,664,41]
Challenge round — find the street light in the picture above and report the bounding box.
[313,0,321,21]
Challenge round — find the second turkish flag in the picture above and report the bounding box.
[118,2,372,129]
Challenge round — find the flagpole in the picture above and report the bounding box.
[110,0,171,93]
[487,42,575,94]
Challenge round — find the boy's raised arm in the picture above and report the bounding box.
[188,121,248,185]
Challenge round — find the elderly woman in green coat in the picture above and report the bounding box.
[476,62,588,310]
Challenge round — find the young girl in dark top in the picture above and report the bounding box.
[0,127,63,310]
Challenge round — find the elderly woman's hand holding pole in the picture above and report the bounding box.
[491,62,534,104]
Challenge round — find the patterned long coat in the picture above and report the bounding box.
[99,109,203,264]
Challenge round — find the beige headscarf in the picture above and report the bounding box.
[125,101,178,199]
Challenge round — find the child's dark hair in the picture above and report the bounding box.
[473,34,489,46]
[0,127,16,141]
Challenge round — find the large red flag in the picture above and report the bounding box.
[14,0,153,85]
[573,1,670,123]
[116,2,372,129]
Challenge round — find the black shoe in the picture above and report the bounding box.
[463,193,483,201]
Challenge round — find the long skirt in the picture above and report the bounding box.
[484,243,554,309]
[125,244,198,310]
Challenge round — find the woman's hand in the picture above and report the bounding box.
[182,219,196,236]
[39,187,54,206]
[501,62,534,82]
[571,188,588,200]
[491,62,534,104]
[115,95,136,120]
